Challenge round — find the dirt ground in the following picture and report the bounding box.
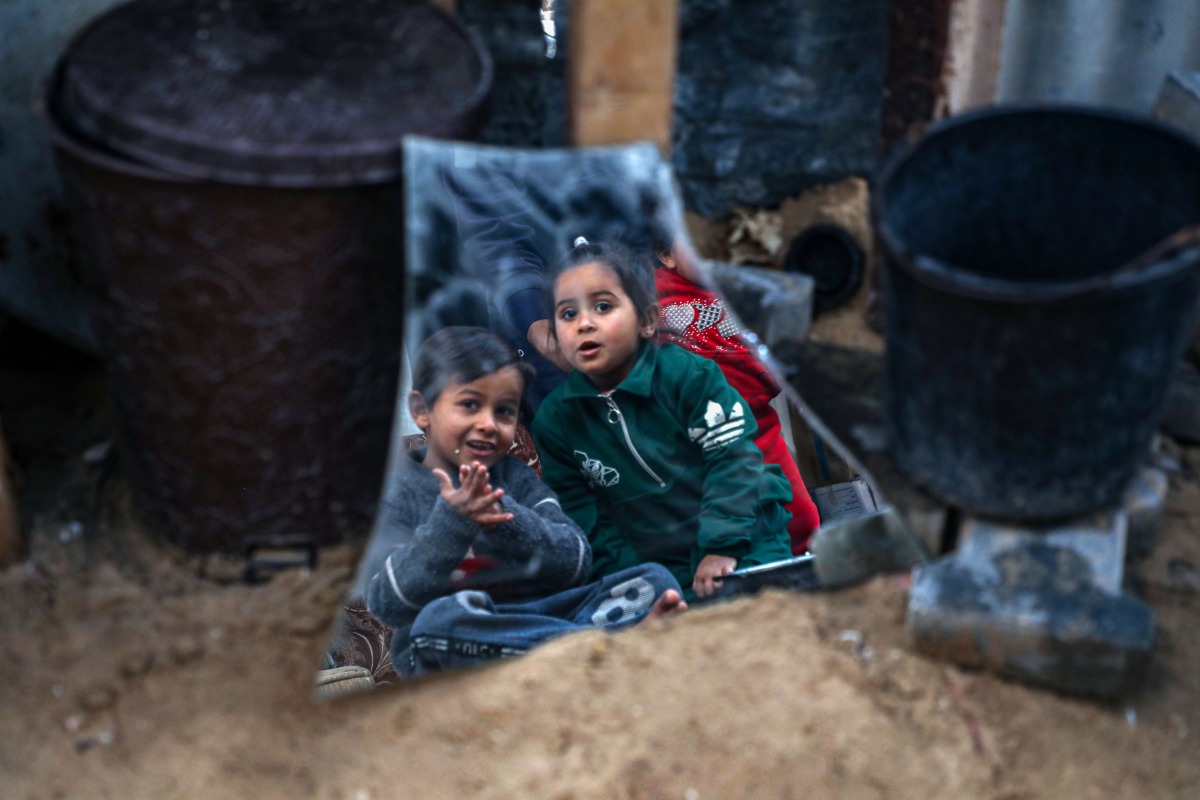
[2,316,1200,800]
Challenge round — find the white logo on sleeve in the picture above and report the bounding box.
[575,450,620,488]
[688,399,748,451]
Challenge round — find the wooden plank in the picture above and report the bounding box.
[567,0,679,154]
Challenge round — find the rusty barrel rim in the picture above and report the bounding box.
[51,0,492,187]
[37,61,194,185]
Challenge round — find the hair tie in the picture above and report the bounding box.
[573,236,589,247]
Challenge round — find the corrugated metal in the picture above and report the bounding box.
[998,0,1200,113]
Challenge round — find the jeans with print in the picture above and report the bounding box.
[407,562,679,676]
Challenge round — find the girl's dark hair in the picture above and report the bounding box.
[411,326,535,408]
[548,239,658,329]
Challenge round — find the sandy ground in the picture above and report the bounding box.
[2,324,1200,799]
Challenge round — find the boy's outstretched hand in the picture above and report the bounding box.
[693,554,737,598]
[433,462,514,529]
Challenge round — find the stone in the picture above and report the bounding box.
[79,683,118,712]
[119,651,156,680]
[169,637,205,665]
[811,507,928,589]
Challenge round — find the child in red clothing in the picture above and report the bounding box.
[655,247,820,553]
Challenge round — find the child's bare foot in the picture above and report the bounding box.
[646,589,688,620]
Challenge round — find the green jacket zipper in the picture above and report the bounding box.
[602,395,667,487]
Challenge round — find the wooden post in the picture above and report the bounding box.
[427,0,456,15]
[567,0,679,154]
[0,418,19,567]
[944,0,1007,115]
[880,0,955,153]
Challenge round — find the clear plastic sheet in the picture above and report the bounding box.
[402,137,691,395]
[317,138,835,699]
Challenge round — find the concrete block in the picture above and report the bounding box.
[957,511,1127,594]
[908,523,1155,699]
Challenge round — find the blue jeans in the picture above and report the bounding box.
[407,563,680,676]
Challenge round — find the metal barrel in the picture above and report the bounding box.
[40,0,491,552]
[874,105,1200,520]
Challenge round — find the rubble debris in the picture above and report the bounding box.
[727,207,784,265]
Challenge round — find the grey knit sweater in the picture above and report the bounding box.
[358,449,592,675]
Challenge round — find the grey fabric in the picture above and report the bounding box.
[357,450,592,676]
[408,562,680,676]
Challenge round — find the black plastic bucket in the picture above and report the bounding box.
[875,106,1200,520]
[39,0,491,552]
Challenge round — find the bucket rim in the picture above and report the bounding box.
[36,64,196,185]
[872,103,1200,304]
[43,0,492,188]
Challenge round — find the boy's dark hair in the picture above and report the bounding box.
[411,326,536,408]
[548,239,658,330]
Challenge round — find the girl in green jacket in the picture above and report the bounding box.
[532,239,793,601]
